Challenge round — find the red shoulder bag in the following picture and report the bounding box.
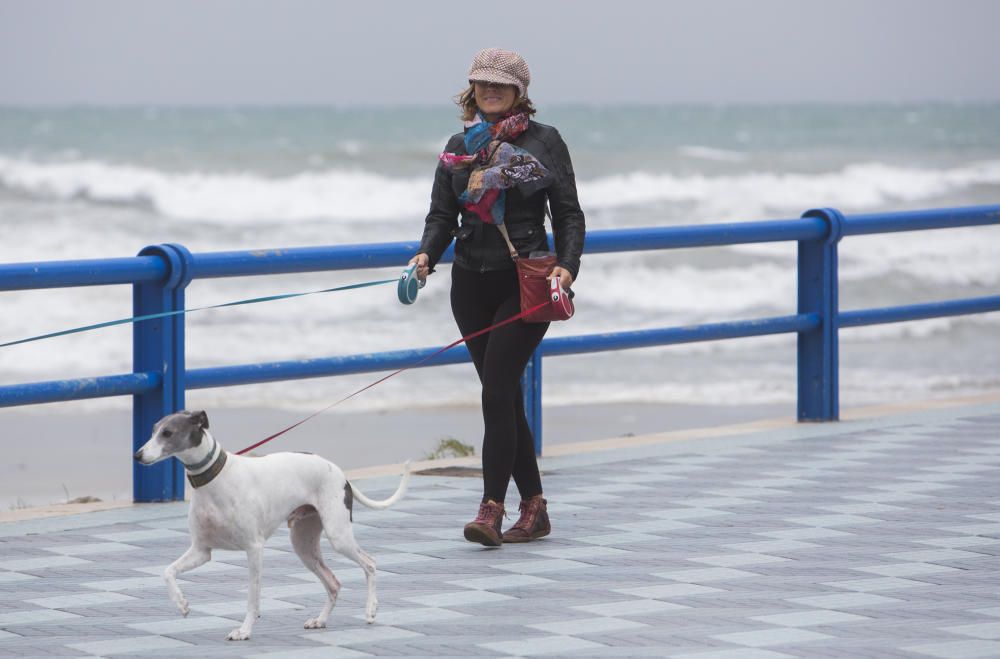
[497,225,575,323]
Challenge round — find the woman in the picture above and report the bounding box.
[410,48,585,547]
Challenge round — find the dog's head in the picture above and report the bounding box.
[134,410,210,465]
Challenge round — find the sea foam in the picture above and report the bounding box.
[2,155,999,224]
[0,156,428,222]
[579,160,1000,218]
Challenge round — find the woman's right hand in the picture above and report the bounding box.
[409,253,431,282]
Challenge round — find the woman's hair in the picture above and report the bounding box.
[455,83,537,121]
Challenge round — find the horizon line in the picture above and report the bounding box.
[2,99,1000,110]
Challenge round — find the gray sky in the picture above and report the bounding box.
[2,0,998,105]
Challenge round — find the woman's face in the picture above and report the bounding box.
[474,81,517,118]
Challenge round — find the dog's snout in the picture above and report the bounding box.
[133,449,144,462]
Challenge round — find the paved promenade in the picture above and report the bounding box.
[1,400,999,658]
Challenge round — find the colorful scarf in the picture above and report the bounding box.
[439,112,551,225]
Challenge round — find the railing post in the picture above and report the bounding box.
[522,347,543,455]
[133,243,194,502]
[797,208,844,421]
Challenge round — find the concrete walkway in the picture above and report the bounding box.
[1,400,999,658]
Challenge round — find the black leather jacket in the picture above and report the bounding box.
[417,121,586,280]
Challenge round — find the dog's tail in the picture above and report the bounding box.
[350,461,411,510]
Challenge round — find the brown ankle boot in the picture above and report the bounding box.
[463,499,505,547]
[502,495,550,543]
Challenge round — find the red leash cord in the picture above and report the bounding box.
[235,300,550,455]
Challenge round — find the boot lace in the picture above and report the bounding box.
[511,499,538,531]
[473,500,504,525]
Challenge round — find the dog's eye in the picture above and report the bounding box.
[161,430,173,438]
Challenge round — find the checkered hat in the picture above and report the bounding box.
[468,48,530,97]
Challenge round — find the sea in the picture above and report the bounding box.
[1,105,998,417]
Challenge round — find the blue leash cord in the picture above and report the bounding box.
[1,278,398,349]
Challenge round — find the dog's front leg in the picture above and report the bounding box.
[164,544,210,617]
[227,543,263,641]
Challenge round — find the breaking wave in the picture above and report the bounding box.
[2,155,999,223]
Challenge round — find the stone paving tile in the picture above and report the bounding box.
[527,615,648,635]
[671,649,797,659]
[25,591,138,609]
[41,541,142,556]
[756,527,853,540]
[479,634,607,656]
[723,539,820,553]
[305,625,423,646]
[572,598,687,616]
[854,562,961,577]
[607,519,699,533]
[0,555,91,571]
[571,531,663,545]
[713,626,833,647]
[67,634,194,655]
[945,622,1000,639]
[751,610,872,627]
[249,647,371,658]
[785,592,904,609]
[972,606,1000,617]
[905,639,1000,658]
[401,589,516,607]
[688,553,790,567]
[0,405,997,656]
[614,583,723,599]
[445,573,554,590]
[0,609,83,625]
[883,548,990,562]
[187,598,305,616]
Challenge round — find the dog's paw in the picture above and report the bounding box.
[176,599,190,617]
[303,617,327,629]
[226,627,251,641]
[365,601,378,624]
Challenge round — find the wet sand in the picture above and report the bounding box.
[1,401,790,509]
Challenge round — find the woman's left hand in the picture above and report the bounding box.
[550,266,574,289]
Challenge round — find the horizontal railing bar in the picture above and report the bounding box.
[585,219,828,253]
[187,219,831,279]
[186,314,818,390]
[541,314,820,356]
[0,372,161,407]
[842,205,1000,236]
[840,295,1000,328]
[4,206,998,290]
[0,256,166,291]
[188,242,446,279]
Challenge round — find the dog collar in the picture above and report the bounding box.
[185,434,218,473]
[186,449,228,489]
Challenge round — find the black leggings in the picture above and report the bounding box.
[451,265,549,503]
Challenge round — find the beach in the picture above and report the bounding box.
[0,400,791,510]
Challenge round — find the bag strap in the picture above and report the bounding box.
[496,198,552,263]
[496,223,519,262]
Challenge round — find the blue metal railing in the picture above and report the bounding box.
[1,205,999,502]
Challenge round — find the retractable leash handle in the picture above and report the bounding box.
[397,263,426,305]
[550,276,576,319]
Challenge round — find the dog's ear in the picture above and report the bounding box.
[192,410,209,429]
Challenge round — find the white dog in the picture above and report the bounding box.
[134,409,410,641]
